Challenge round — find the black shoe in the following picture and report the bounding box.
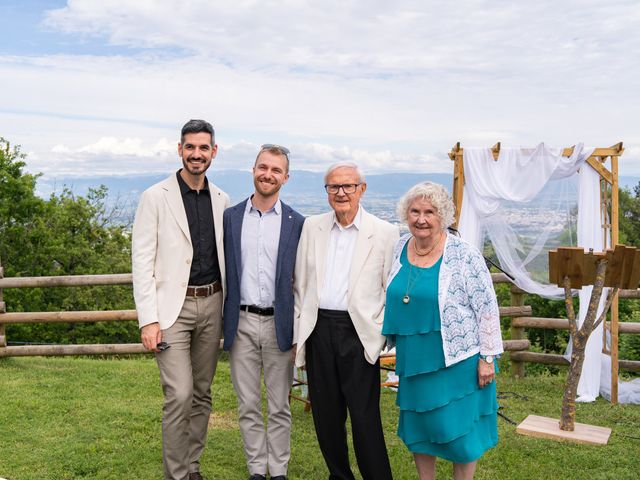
[271,476,287,480]
[249,475,266,480]
[189,473,205,480]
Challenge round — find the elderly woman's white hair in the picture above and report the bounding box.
[396,182,455,229]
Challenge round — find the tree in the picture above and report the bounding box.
[0,138,137,345]
[619,184,640,247]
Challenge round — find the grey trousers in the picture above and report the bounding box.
[156,292,223,480]
[230,310,294,477]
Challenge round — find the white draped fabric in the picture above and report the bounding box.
[459,144,640,403]
[571,165,607,402]
[458,143,619,403]
[459,143,593,298]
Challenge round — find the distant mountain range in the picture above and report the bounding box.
[36,171,640,224]
[37,170,456,205]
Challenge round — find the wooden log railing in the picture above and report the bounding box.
[0,270,639,371]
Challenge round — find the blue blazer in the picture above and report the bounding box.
[223,198,305,352]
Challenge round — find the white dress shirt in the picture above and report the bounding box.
[239,198,282,307]
[318,206,362,311]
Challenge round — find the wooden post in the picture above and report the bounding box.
[0,256,6,350]
[610,150,620,404]
[449,142,464,227]
[510,285,526,378]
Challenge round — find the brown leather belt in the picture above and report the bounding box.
[185,281,221,297]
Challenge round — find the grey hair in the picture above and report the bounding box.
[323,161,366,184]
[396,182,455,229]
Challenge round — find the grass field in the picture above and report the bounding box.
[0,356,638,480]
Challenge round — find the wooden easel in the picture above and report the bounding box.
[516,245,640,444]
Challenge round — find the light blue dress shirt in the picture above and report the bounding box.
[239,197,282,307]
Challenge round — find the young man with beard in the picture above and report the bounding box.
[222,144,305,480]
[132,119,229,480]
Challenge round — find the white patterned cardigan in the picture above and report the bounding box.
[387,232,504,367]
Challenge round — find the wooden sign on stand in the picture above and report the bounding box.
[516,245,640,445]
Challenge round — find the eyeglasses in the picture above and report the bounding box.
[260,144,290,159]
[324,183,361,194]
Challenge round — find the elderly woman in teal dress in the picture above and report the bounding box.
[382,182,503,480]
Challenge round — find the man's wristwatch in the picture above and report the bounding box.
[480,355,494,364]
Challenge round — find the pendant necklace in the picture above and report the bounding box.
[403,263,422,304]
[403,235,442,304]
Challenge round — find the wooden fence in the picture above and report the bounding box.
[0,266,639,374]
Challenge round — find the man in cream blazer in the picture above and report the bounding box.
[132,119,229,480]
[293,162,399,480]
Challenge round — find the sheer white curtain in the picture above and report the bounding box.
[571,165,607,401]
[458,143,593,298]
[459,146,639,403]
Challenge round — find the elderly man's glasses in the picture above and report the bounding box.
[260,144,290,159]
[324,183,361,194]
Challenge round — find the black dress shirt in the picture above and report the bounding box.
[176,170,221,286]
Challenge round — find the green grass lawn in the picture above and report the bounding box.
[0,356,638,480]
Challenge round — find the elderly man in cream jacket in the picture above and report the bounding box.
[293,161,399,480]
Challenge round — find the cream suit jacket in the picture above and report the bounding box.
[132,173,230,330]
[293,207,399,367]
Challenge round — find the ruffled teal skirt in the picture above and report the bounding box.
[383,247,498,464]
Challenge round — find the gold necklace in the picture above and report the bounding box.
[413,233,441,257]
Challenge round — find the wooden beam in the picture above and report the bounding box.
[611,153,620,404]
[586,157,613,184]
[562,146,625,158]
[0,339,226,358]
[491,273,513,284]
[0,343,148,357]
[509,286,526,378]
[0,310,137,324]
[512,317,640,334]
[608,322,640,334]
[509,351,640,373]
[0,274,133,288]
[609,142,624,154]
[451,141,465,227]
[448,141,461,161]
[503,339,530,351]
[491,142,501,161]
[619,288,640,299]
[512,317,570,329]
[510,351,568,365]
[498,305,532,317]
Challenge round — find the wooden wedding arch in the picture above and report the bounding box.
[448,142,626,404]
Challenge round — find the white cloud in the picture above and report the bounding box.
[23,136,450,178]
[1,0,639,179]
[41,1,640,83]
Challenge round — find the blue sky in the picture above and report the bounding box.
[1,0,639,179]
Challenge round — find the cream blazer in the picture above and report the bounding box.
[132,173,230,330]
[293,207,399,367]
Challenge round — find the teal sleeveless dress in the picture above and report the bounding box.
[382,244,498,463]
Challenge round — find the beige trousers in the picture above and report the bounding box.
[156,292,223,480]
[230,310,294,477]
